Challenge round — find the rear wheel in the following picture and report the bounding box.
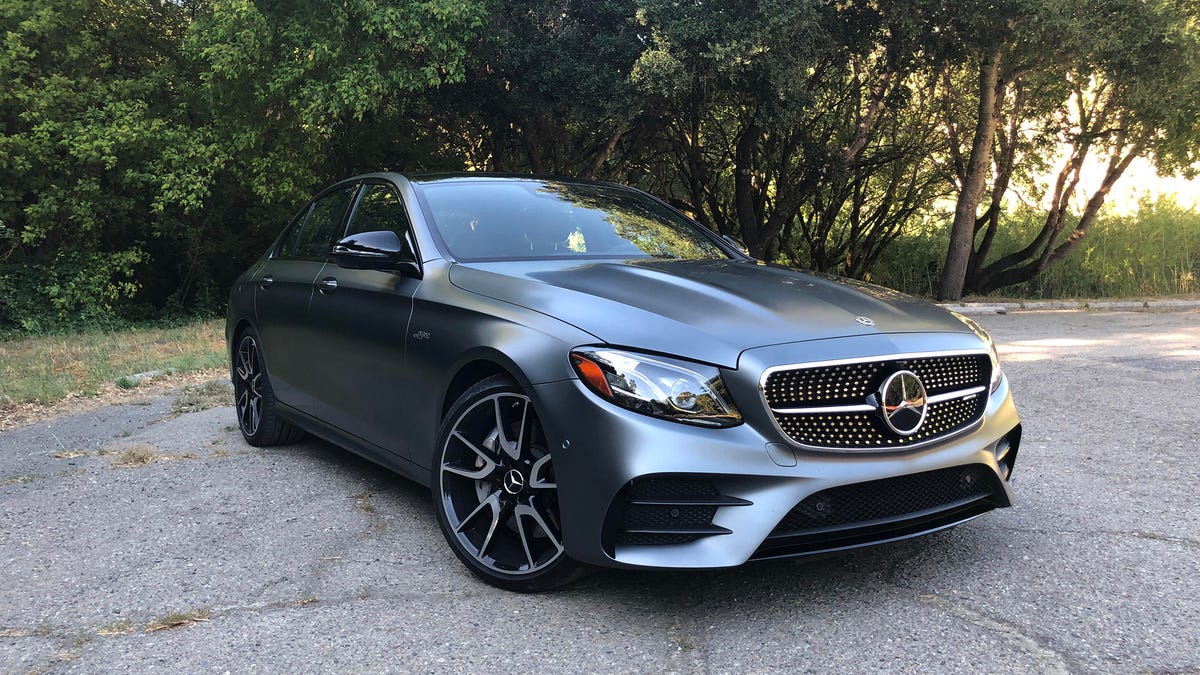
[233,329,306,446]
[432,375,583,592]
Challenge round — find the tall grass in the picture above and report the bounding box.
[0,319,226,406]
[871,198,1200,298]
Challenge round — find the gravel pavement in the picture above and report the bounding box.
[1,309,1198,673]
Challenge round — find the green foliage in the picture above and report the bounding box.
[0,0,488,334]
[872,199,1200,298]
[2,0,1200,334]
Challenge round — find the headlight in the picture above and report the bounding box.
[569,348,742,427]
[951,312,1003,392]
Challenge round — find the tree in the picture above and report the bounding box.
[0,0,200,330]
[967,0,1200,294]
[0,0,491,331]
[933,0,1200,298]
[631,0,950,275]
[629,0,837,259]
[432,0,650,178]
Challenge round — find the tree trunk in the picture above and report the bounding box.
[965,80,1023,290]
[938,51,1003,300]
[975,136,1144,293]
[578,129,622,180]
[734,121,766,258]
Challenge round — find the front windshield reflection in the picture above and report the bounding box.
[417,180,729,262]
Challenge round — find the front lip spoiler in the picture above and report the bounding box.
[748,495,998,561]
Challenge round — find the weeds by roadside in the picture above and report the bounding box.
[96,620,137,636]
[0,474,45,487]
[145,609,209,632]
[872,198,1200,298]
[172,380,233,414]
[110,444,158,467]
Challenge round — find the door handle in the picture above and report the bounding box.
[259,275,274,289]
[317,277,338,294]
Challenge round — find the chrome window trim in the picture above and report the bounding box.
[759,349,991,453]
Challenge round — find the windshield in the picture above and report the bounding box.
[414,180,731,262]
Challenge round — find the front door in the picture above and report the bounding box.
[306,181,421,460]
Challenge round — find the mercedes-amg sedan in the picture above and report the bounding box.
[226,173,1021,591]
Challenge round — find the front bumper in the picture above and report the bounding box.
[533,333,1021,570]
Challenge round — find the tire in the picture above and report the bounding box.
[232,328,306,447]
[432,375,585,592]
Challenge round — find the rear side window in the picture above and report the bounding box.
[346,184,414,256]
[288,185,357,260]
[275,206,312,259]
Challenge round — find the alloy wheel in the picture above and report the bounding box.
[439,392,564,575]
[234,334,263,437]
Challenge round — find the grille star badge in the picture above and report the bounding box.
[878,370,928,436]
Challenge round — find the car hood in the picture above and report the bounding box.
[448,259,971,368]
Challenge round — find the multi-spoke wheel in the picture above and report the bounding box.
[232,329,305,446]
[433,375,582,591]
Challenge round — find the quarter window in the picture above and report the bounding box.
[276,205,312,259]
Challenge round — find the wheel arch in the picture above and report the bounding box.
[440,351,533,423]
[228,319,255,380]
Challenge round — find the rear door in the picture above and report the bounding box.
[255,183,358,414]
[305,180,422,459]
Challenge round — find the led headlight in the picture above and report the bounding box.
[952,312,1004,392]
[569,348,742,427]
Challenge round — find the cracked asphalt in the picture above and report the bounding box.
[1,309,1198,673]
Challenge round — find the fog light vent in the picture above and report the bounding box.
[604,475,750,549]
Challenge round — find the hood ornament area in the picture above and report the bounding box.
[878,370,927,436]
[855,315,875,326]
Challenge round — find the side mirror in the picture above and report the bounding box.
[331,231,421,277]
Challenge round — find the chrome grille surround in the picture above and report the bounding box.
[760,350,992,452]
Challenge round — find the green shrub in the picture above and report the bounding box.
[870,198,1200,298]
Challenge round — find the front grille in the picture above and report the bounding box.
[763,353,991,450]
[753,464,1004,559]
[605,476,749,548]
[764,361,884,407]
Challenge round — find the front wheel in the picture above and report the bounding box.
[432,375,583,592]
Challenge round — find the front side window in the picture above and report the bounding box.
[345,184,415,261]
[414,180,730,262]
[288,185,357,260]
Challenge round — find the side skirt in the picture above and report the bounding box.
[276,402,432,488]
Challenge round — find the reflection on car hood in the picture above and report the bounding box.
[448,259,971,367]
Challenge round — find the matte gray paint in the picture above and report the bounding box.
[226,172,1021,571]
[448,259,970,368]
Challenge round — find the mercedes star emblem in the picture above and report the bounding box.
[502,469,526,494]
[855,316,875,326]
[878,370,928,436]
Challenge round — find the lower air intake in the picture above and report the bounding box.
[753,464,1006,559]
